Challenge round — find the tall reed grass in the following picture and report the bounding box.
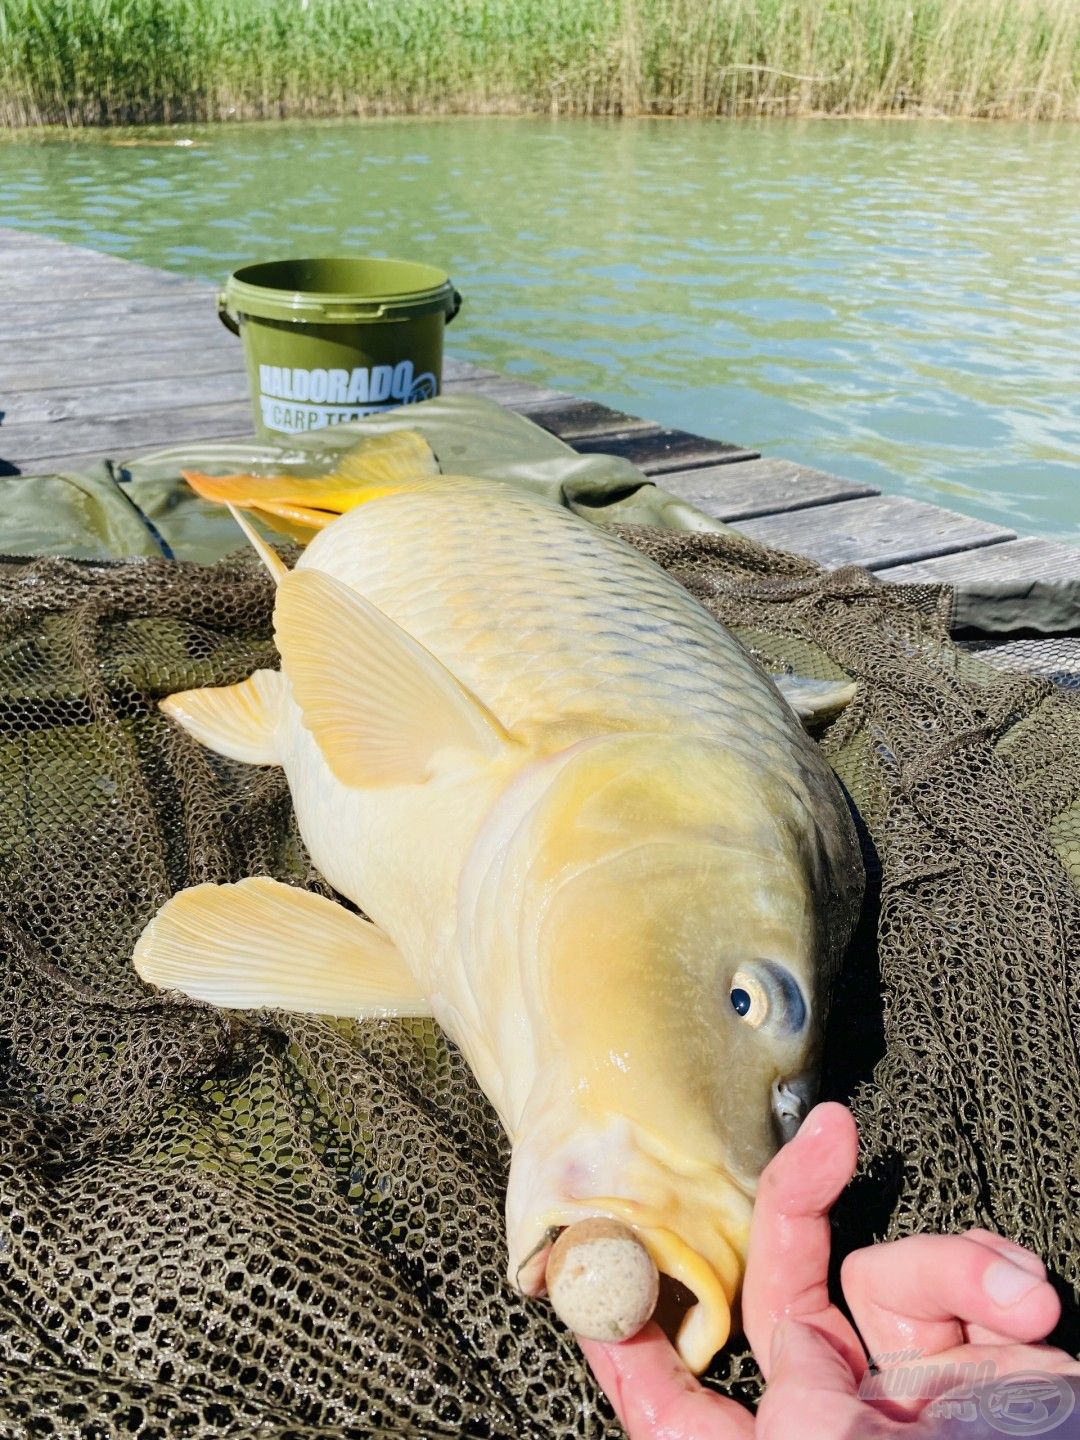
[0,0,1076,127]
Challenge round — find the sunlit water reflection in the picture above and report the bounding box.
[1,117,1077,539]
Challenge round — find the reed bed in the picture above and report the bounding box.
[0,0,1076,127]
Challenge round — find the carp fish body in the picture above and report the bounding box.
[133,434,863,1374]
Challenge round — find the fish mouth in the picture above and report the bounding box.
[506,1116,752,1374]
[513,1202,741,1374]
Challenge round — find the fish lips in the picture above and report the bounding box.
[505,1113,752,1374]
[515,1206,741,1375]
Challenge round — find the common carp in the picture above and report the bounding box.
[133,433,863,1373]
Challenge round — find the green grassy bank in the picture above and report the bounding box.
[1,0,1077,127]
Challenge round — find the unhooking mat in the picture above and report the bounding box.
[0,395,727,565]
[1,398,1080,1436]
[4,394,1080,639]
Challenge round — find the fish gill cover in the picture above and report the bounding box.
[0,529,1078,1435]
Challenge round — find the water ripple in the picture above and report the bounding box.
[0,116,1076,540]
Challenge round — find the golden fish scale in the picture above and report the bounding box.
[305,479,820,784]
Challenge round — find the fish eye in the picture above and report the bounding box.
[729,962,807,1035]
[729,970,769,1028]
[730,987,752,1017]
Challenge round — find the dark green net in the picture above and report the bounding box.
[0,529,1077,1437]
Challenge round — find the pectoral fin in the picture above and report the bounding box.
[161,668,286,765]
[275,568,512,787]
[771,673,857,723]
[133,876,431,1018]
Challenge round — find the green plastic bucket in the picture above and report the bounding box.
[218,256,462,440]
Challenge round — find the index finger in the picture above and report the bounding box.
[742,1102,865,1378]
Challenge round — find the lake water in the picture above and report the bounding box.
[1,117,1077,541]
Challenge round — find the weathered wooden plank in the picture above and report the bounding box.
[0,240,129,260]
[523,398,658,440]
[0,351,245,392]
[0,227,55,246]
[0,289,212,333]
[2,299,227,343]
[736,495,1018,570]
[3,281,207,310]
[0,228,200,282]
[1,329,238,369]
[1,371,252,425]
[0,233,146,257]
[1,261,208,294]
[572,427,758,474]
[1,299,219,336]
[0,227,101,251]
[2,253,198,282]
[878,536,1080,584]
[0,401,255,469]
[1,307,509,372]
[0,237,67,254]
[0,343,490,390]
[659,457,878,521]
[2,268,194,297]
[733,495,1016,570]
[442,358,502,383]
[0,239,133,267]
[0,224,242,470]
[6,283,207,309]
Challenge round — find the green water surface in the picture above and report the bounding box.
[1,117,1077,540]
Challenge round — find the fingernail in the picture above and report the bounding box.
[984,1259,1043,1306]
[994,1242,1045,1278]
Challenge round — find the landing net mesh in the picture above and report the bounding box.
[0,529,1077,1437]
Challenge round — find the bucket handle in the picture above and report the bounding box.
[217,285,460,327]
[217,292,241,336]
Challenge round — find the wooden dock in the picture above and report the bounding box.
[2,227,1078,585]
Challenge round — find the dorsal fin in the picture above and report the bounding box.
[275,568,511,787]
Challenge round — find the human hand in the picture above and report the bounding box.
[581,1103,1079,1438]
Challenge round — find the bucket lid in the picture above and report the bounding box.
[223,256,460,324]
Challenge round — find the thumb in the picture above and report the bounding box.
[757,1321,893,1440]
